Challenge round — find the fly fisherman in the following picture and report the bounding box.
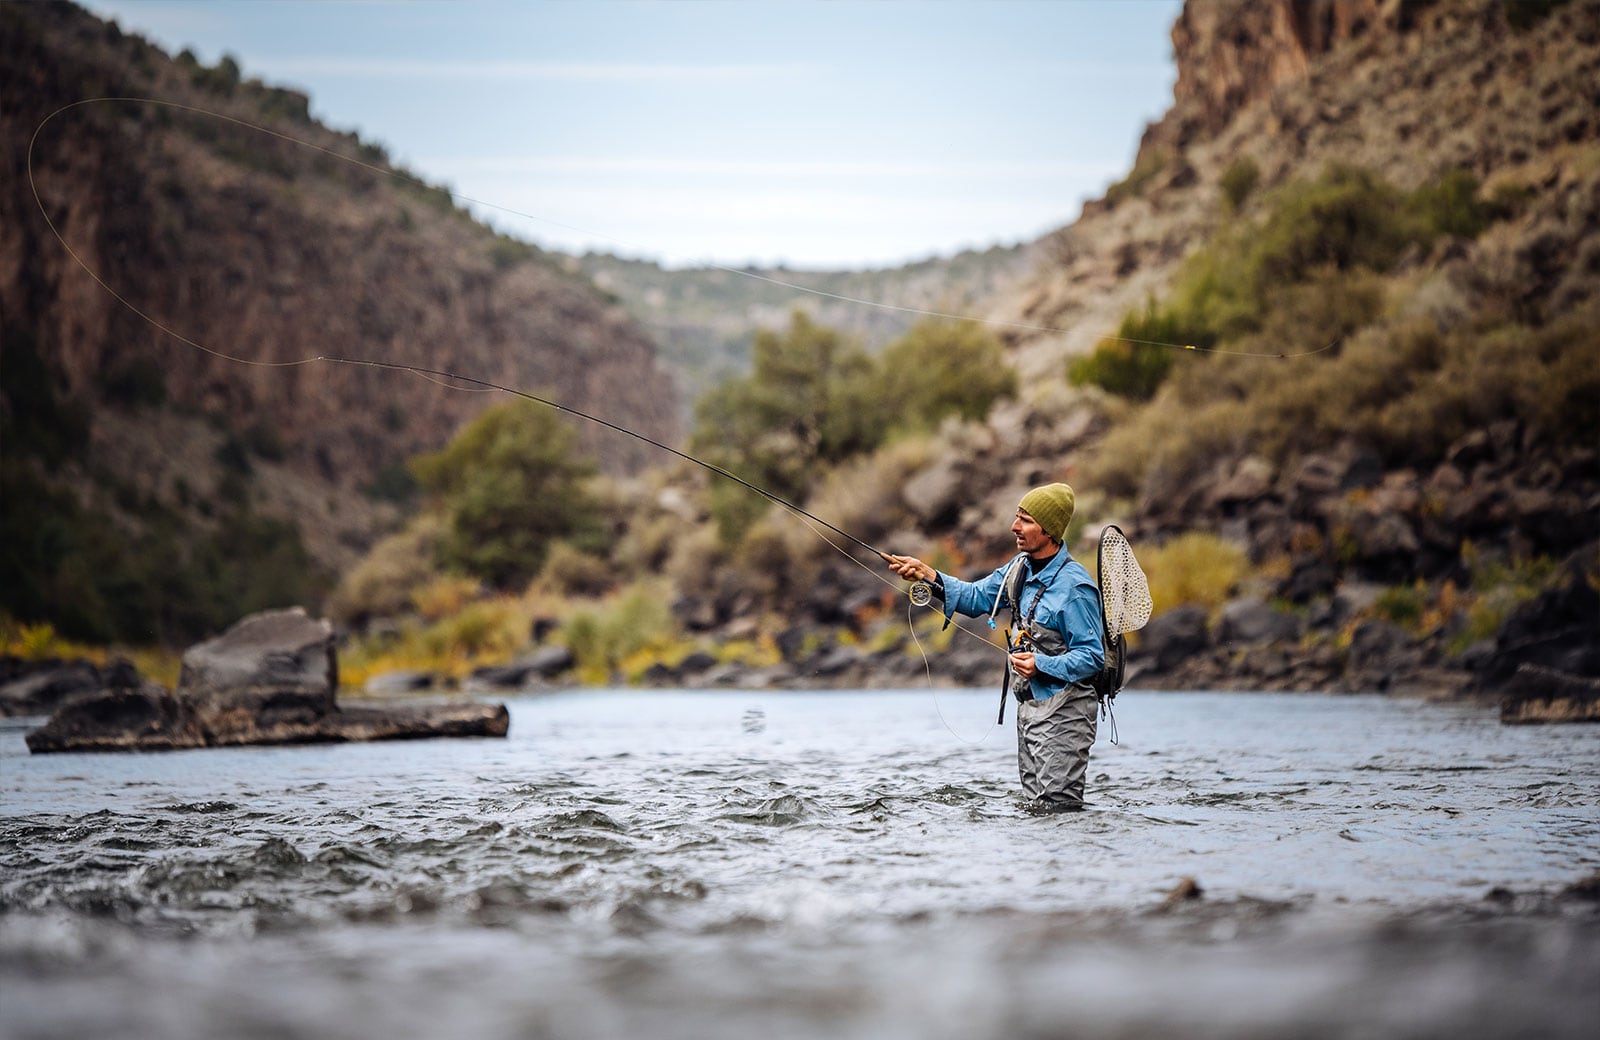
[885,483,1105,812]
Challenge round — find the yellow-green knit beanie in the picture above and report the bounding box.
[1019,483,1075,543]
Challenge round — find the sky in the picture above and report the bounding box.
[83,0,1184,270]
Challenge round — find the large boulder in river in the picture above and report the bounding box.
[176,608,338,744]
[26,608,508,753]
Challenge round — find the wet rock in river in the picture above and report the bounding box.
[25,608,508,753]
[176,608,339,744]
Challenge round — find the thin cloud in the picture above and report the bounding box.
[431,156,1124,179]
[261,56,817,81]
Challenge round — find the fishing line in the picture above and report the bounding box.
[906,600,996,745]
[29,96,1013,701]
[29,97,1341,360]
[22,96,1193,732]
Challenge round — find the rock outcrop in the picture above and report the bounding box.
[25,608,508,752]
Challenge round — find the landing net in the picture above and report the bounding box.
[1098,524,1151,636]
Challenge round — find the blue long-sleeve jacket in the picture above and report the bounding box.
[938,550,1105,701]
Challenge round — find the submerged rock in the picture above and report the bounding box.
[25,608,508,753]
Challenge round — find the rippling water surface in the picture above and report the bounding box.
[3,689,1597,1039]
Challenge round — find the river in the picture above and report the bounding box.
[3,688,1597,1039]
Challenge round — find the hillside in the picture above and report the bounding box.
[997,0,1599,378]
[532,0,1598,699]
[579,244,1037,417]
[914,0,1600,694]
[1,1,679,643]
[5,0,1596,703]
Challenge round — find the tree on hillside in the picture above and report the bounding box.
[878,318,1016,431]
[410,400,599,589]
[691,312,882,540]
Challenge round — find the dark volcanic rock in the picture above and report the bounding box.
[469,645,576,689]
[175,608,339,745]
[1469,544,1600,697]
[1137,605,1211,673]
[25,608,508,753]
[25,683,203,752]
[1499,664,1600,725]
[0,660,104,717]
[1217,597,1302,645]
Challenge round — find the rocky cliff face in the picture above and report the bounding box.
[1164,0,1387,143]
[918,0,1600,696]
[1006,0,1599,380]
[2,3,679,613]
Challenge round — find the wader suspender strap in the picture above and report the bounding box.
[996,572,1050,726]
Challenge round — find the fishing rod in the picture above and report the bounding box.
[314,354,896,565]
[23,95,1276,740]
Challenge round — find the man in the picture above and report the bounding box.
[886,483,1105,811]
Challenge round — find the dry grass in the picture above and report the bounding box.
[1139,532,1253,616]
[325,515,444,625]
[0,617,184,688]
[338,593,532,689]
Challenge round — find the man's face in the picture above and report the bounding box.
[1011,509,1054,557]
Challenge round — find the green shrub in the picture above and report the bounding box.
[1220,156,1261,211]
[326,516,445,625]
[539,541,615,598]
[1410,168,1497,239]
[876,319,1017,434]
[410,400,599,589]
[1373,582,1428,628]
[1246,164,1422,292]
[561,582,677,682]
[1068,298,1203,400]
[1069,340,1173,402]
[691,312,882,541]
